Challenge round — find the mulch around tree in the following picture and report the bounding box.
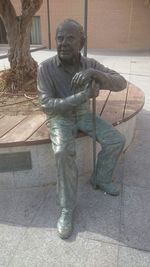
[0,69,41,115]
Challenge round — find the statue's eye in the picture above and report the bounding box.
[57,36,63,42]
[67,36,74,42]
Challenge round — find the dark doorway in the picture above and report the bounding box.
[0,18,8,44]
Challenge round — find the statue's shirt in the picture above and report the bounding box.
[37,54,126,117]
[37,54,108,98]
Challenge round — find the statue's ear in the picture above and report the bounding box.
[80,35,86,50]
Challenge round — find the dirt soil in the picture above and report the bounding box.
[0,70,40,115]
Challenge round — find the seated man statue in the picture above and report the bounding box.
[37,19,127,239]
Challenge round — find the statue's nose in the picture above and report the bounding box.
[62,37,68,45]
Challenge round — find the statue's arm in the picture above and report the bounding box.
[37,65,89,116]
[71,60,127,92]
[92,61,127,91]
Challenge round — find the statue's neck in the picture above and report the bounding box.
[60,56,80,73]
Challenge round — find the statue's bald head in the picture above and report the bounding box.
[56,19,86,49]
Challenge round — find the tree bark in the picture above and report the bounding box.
[0,0,43,92]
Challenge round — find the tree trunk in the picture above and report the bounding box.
[8,17,37,92]
[0,0,43,93]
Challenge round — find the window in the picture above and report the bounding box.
[0,16,41,45]
[30,16,42,44]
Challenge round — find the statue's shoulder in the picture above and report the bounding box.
[81,55,99,68]
[39,55,57,70]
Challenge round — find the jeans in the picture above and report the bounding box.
[47,110,125,210]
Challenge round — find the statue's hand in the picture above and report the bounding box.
[71,68,98,89]
[85,80,100,99]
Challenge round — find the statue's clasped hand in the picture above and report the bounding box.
[86,80,99,99]
[71,68,100,98]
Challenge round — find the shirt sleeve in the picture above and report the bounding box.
[37,62,89,117]
[92,59,127,91]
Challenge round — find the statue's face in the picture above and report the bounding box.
[56,23,82,64]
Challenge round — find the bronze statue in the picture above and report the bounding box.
[37,19,127,239]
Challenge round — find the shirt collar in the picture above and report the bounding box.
[56,53,84,68]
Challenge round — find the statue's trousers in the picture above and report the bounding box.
[47,111,125,210]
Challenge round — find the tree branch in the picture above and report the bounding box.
[0,0,16,28]
[21,0,43,25]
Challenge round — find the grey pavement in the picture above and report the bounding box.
[0,44,46,59]
[0,48,150,266]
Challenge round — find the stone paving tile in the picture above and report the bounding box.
[134,129,150,145]
[136,112,150,130]
[0,172,15,189]
[123,138,150,188]
[31,178,122,245]
[113,61,131,74]
[31,49,56,65]
[99,57,118,69]
[120,73,130,81]
[118,246,150,267]
[123,110,150,188]
[130,59,150,76]
[120,185,150,251]
[75,179,122,245]
[0,224,26,267]
[0,187,49,226]
[142,103,150,112]
[114,153,125,183]
[9,228,118,267]
[129,75,150,99]
[0,58,9,70]
[31,185,59,230]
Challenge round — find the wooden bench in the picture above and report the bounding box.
[0,83,144,147]
[0,83,145,188]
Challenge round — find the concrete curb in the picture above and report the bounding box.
[0,46,46,60]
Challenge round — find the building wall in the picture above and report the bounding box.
[6,0,150,51]
[49,0,84,48]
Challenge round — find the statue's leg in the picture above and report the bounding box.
[77,112,125,195]
[47,115,77,238]
[47,115,78,210]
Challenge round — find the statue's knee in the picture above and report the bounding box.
[54,145,75,160]
[55,146,66,160]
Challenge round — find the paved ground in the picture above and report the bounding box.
[0,44,45,59]
[0,49,150,266]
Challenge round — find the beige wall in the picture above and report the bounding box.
[9,0,150,51]
[49,0,84,48]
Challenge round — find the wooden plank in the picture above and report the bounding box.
[0,113,47,144]
[0,115,5,119]
[0,115,26,138]
[101,88,128,125]
[90,90,111,115]
[27,123,50,143]
[124,83,145,120]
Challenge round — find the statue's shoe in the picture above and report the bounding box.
[57,208,73,239]
[91,180,120,196]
